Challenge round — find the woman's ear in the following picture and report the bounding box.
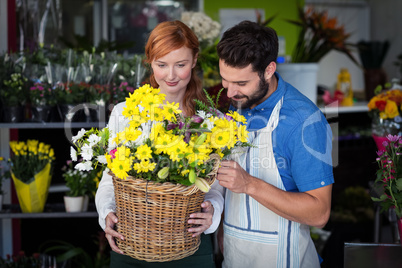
[192,53,199,68]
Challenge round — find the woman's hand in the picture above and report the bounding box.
[104,212,125,254]
[187,201,214,237]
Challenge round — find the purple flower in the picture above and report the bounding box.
[178,122,185,129]
[376,150,384,157]
[166,123,178,131]
[382,141,389,147]
[183,131,191,143]
[191,115,204,123]
[224,114,233,121]
[386,134,400,142]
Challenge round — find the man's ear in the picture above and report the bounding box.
[264,61,276,80]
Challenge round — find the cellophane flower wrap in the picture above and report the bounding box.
[9,140,55,212]
[71,84,250,192]
[372,134,402,218]
[368,87,402,137]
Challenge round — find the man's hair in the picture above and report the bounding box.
[217,20,279,77]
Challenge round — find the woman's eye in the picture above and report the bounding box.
[158,64,165,68]
[177,64,185,68]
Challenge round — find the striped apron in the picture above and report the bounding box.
[222,98,320,268]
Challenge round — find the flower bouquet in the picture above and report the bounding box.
[71,84,250,261]
[9,140,55,213]
[371,134,402,244]
[367,85,402,150]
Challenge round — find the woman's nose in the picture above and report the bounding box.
[167,67,176,80]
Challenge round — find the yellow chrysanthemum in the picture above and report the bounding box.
[115,146,131,161]
[228,111,247,124]
[154,134,174,154]
[110,157,132,180]
[162,101,181,121]
[124,126,142,142]
[166,140,189,162]
[134,159,157,173]
[135,144,153,160]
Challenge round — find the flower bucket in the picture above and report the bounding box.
[11,163,52,213]
[372,134,389,151]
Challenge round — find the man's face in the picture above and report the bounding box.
[219,60,270,110]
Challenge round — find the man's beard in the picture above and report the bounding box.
[230,78,270,109]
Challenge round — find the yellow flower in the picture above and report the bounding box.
[134,159,157,172]
[135,144,153,160]
[110,157,132,180]
[162,101,181,121]
[124,126,142,142]
[367,96,380,111]
[228,111,247,124]
[115,146,131,161]
[384,100,399,118]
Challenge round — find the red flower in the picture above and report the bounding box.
[375,100,387,111]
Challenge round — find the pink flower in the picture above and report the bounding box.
[109,149,117,159]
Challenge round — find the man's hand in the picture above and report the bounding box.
[187,201,214,237]
[104,212,125,254]
[217,160,253,194]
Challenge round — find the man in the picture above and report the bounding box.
[216,20,334,267]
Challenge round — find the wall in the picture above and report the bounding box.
[203,0,302,59]
[368,0,402,82]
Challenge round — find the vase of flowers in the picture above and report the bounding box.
[277,5,359,104]
[9,140,55,213]
[371,134,402,245]
[70,84,250,261]
[367,85,402,150]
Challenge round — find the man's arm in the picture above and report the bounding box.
[217,160,332,228]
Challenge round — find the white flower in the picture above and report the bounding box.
[181,12,221,46]
[88,134,101,147]
[197,110,206,119]
[72,128,87,143]
[81,143,94,161]
[95,99,105,106]
[134,122,152,146]
[70,147,77,161]
[97,155,107,165]
[75,161,93,171]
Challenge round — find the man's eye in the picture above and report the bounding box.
[237,83,246,86]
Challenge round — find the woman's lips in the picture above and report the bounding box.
[165,81,179,86]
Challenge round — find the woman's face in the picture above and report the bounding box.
[151,46,196,99]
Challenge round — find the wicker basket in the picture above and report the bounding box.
[111,154,220,262]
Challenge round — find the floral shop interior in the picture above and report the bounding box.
[0,0,402,267]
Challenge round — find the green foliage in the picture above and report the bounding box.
[0,251,41,268]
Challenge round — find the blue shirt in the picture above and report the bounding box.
[232,72,334,192]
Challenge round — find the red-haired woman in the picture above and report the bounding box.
[95,20,224,267]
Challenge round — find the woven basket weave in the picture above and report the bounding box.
[111,154,220,262]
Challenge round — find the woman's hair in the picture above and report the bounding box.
[145,20,207,116]
[217,20,279,78]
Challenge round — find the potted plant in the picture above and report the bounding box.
[62,160,100,212]
[29,81,56,122]
[277,3,359,104]
[1,73,28,122]
[9,139,55,213]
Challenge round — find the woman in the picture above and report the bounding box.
[95,20,224,267]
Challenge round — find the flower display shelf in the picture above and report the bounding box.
[0,203,97,219]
